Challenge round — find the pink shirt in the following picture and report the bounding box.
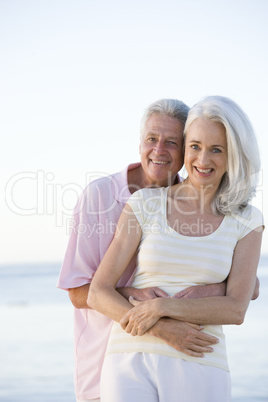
[57,163,139,400]
[57,163,182,399]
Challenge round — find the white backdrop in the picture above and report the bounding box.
[1,0,267,263]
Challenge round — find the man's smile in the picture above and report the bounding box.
[151,160,170,165]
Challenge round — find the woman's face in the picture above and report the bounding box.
[184,117,228,192]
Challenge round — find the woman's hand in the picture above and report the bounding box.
[120,297,162,336]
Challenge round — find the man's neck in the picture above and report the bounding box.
[127,165,178,194]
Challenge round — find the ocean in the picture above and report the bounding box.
[0,257,267,402]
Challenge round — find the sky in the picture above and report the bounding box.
[1,0,268,264]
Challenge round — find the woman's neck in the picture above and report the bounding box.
[171,179,218,215]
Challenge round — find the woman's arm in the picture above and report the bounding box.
[88,203,221,353]
[120,227,263,335]
[88,203,143,321]
[251,276,260,300]
[69,269,259,309]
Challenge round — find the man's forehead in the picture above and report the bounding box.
[144,122,183,136]
[141,113,184,140]
[144,131,181,139]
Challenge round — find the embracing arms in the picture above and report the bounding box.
[89,203,263,336]
[120,226,263,335]
[69,274,259,310]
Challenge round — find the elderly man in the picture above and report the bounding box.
[57,99,258,402]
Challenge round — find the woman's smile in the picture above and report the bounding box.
[184,117,227,192]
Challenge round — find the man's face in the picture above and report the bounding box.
[139,113,184,187]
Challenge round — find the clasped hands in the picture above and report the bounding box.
[119,284,224,337]
[120,296,164,336]
[120,286,188,336]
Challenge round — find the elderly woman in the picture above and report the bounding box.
[89,96,264,402]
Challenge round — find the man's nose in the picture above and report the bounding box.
[154,140,165,154]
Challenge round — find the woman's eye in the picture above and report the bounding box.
[191,144,199,150]
[212,148,222,153]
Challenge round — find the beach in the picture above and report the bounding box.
[0,258,267,401]
[0,264,74,402]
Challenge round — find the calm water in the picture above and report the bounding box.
[0,263,75,402]
[0,257,268,402]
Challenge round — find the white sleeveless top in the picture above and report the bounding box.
[106,187,264,372]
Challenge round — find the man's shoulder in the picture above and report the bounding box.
[84,169,125,193]
[75,166,130,212]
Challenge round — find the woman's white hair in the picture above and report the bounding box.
[184,96,261,215]
[140,99,190,138]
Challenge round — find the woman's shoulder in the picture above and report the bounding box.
[127,187,168,220]
[131,186,167,197]
[230,204,264,237]
[236,204,263,221]
[128,187,167,204]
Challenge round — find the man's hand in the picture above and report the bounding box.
[173,282,226,300]
[117,286,169,301]
[149,318,219,358]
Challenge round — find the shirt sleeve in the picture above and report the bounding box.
[57,184,103,291]
[237,205,264,241]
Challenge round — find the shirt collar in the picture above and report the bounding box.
[112,162,183,203]
[112,163,141,203]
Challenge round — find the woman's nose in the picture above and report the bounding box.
[198,150,210,165]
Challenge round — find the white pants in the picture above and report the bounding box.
[101,353,231,402]
[76,399,100,402]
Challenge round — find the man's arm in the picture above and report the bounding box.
[68,275,259,310]
[68,284,168,309]
[68,286,218,357]
[69,284,89,309]
[120,228,263,335]
[69,282,170,309]
[173,276,260,301]
[69,287,219,356]
[148,318,217,358]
